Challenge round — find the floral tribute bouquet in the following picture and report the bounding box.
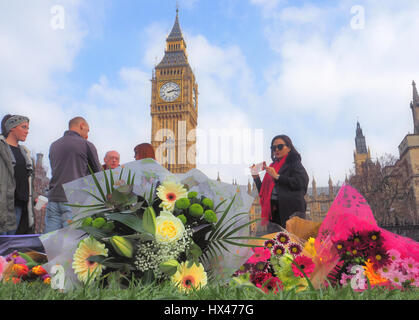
[326,228,419,290]
[0,250,50,284]
[39,159,259,292]
[233,230,317,293]
[233,183,419,294]
[312,184,419,291]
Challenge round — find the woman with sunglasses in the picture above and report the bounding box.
[251,135,309,230]
[0,114,34,235]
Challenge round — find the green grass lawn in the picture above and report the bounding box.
[0,279,417,300]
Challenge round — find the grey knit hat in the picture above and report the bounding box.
[4,115,30,133]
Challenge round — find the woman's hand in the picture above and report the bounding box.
[265,166,279,180]
[250,164,259,179]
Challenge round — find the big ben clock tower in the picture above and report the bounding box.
[150,9,198,173]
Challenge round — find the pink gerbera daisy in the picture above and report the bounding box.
[387,249,401,263]
[387,269,408,287]
[247,247,271,264]
[291,255,315,278]
[401,257,419,274]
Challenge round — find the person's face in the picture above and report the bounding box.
[10,122,29,142]
[104,152,120,169]
[80,122,89,140]
[271,138,291,159]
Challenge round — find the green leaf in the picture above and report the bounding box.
[130,201,145,212]
[18,252,38,269]
[188,242,202,258]
[118,167,124,180]
[109,168,115,193]
[127,170,132,186]
[141,270,155,285]
[209,195,236,241]
[213,212,249,240]
[88,165,107,203]
[148,184,155,204]
[107,212,145,233]
[110,187,137,208]
[142,207,157,235]
[213,199,227,212]
[87,255,133,270]
[79,226,111,240]
[103,169,111,199]
[116,184,133,195]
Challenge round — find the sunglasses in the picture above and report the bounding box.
[271,144,286,151]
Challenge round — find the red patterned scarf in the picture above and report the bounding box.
[259,154,288,226]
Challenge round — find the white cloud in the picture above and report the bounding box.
[0,0,95,175]
[0,0,88,95]
[185,34,262,183]
[80,67,152,165]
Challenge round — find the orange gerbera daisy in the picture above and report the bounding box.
[363,259,388,286]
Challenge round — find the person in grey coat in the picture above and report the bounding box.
[0,114,34,235]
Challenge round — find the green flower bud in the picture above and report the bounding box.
[187,191,198,199]
[189,203,204,218]
[82,217,93,227]
[103,221,115,231]
[204,210,217,223]
[175,198,191,210]
[92,217,106,229]
[177,214,187,225]
[201,198,214,209]
[110,236,134,258]
[159,259,179,276]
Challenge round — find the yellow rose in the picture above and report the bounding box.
[156,211,185,244]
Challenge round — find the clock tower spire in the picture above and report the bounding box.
[150,9,198,173]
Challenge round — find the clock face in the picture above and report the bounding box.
[160,82,181,102]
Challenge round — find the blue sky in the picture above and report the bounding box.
[1,0,418,187]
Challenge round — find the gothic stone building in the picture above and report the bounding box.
[350,81,419,240]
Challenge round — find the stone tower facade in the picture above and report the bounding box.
[396,81,419,226]
[353,121,371,175]
[150,10,198,173]
[305,175,339,222]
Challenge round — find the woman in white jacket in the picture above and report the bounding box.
[0,114,34,235]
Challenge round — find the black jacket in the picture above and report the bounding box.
[254,151,309,228]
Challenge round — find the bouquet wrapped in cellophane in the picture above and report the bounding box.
[39,159,263,292]
[231,184,419,294]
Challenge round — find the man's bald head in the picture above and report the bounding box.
[69,116,89,139]
[104,150,120,169]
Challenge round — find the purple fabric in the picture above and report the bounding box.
[0,234,44,256]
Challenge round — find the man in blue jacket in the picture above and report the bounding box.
[45,117,102,233]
